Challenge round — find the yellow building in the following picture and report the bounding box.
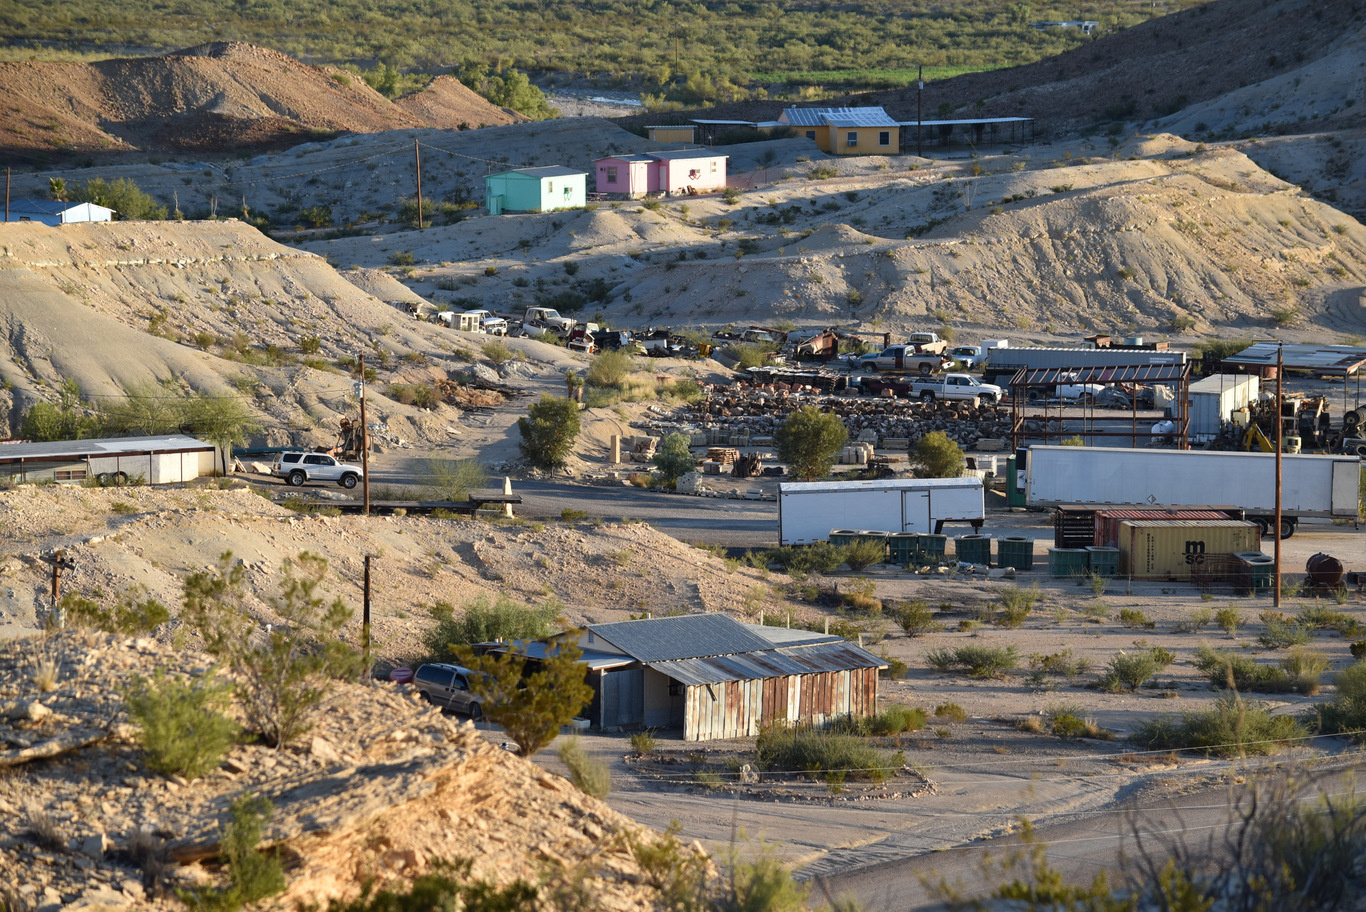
[647,125,696,143]
[779,106,900,156]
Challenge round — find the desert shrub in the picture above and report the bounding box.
[1028,649,1092,681]
[1216,605,1245,637]
[1297,606,1365,640]
[630,729,657,754]
[560,508,588,522]
[651,432,696,485]
[880,655,908,679]
[842,538,887,571]
[934,702,968,723]
[62,588,170,635]
[558,736,611,798]
[774,406,847,481]
[1258,610,1313,648]
[993,586,1040,629]
[72,177,167,220]
[1173,607,1214,634]
[926,644,1020,678]
[770,542,844,578]
[517,394,581,470]
[913,431,965,478]
[480,338,512,365]
[1132,695,1306,756]
[892,599,938,637]
[870,704,926,735]
[423,457,488,502]
[181,552,364,748]
[422,594,561,662]
[124,670,239,779]
[1316,661,1366,740]
[585,347,635,388]
[755,725,902,785]
[313,858,537,911]
[178,795,285,910]
[1194,646,1297,693]
[459,643,593,757]
[1119,608,1155,629]
[1097,646,1173,692]
[1042,704,1110,740]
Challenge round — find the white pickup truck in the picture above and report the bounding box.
[909,373,1004,405]
[854,345,951,375]
[522,306,575,334]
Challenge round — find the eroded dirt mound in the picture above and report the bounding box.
[0,42,521,158]
[0,630,694,910]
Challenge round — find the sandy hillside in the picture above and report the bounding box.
[0,42,523,158]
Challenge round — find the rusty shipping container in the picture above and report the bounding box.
[1117,519,1261,581]
[1094,509,1240,548]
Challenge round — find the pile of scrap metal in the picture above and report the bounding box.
[744,365,851,392]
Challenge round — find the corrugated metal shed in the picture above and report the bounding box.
[649,640,885,686]
[1221,343,1366,376]
[509,166,586,178]
[587,613,772,662]
[0,434,214,461]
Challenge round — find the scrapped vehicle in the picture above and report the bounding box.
[854,345,950,375]
[432,311,481,332]
[1095,387,1133,409]
[949,345,983,369]
[522,306,575,333]
[462,310,508,336]
[594,330,645,353]
[906,331,949,355]
[271,451,364,489]
[413,663,486,719]
[909,373,1004,405]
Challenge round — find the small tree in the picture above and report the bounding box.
[20,378,98,441]
[71,177,168,220]
[774,406,847,481]
[422,594,562,663]
[124,670,239,780]
[914,430,965,478]
[181,552,364,748]
[652,432,696,485]
[458,643,593,757]
[517,394,581,471]
[424,457,488,502]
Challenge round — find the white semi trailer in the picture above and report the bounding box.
[777,478,985,545]
[1023,444,1362,538]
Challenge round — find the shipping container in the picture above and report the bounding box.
[1188,374,1260,442]
[1094,508,1241,547]
[1117,519,1261,580]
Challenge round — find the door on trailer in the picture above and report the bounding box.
[901,489,930,533]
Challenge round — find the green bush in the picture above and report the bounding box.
[771,542,844,578]
[1132,695,1306,756]
[179,795,285,911]
[73,177,167,220]
[480,338,512,365]
[314,858,537,911]
[1216,605,1245,637]
[458,644,593,757]
[1097,646,1173,692]
[422,594,562,662]
[926,644,1020,678]
[1296,606,1365,640]
[892,599,938,637]
[1315,661,1366,740]
[774,406,847,481]
[62,588,170,634]
[125,670,239,779]
[585,348,635,388]
[423,457,488,502]
[842,538,887,571]
[557,736,611,798]
[517,394,581,471]
[913,430,965,478]
[629,729,657,754]
[1258,610,1313,648]
[651,432,696,485]
[181,552,364,748]
[756,725,902,785]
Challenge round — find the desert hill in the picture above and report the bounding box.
[0,42,524,160]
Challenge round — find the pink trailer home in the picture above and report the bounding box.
[594,149,729,198]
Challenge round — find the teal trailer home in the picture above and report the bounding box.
[485,166,587,214]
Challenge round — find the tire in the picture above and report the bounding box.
[339,473,358,489]
[919,391,935,403]
[980,394,997,406]
[1279,519,1296,540]
[96,473,111,487]
[113,471,129,486]
[1253,517,1272,538]
[918,363,932,376]
[468,702,483,722]
[288,471,306,487]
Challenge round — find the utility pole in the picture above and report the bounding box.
[917,65,924,158]
[358,353,370,516]
[363,554,372,675]
[414,139,423,229]
[1273,342,1283,608]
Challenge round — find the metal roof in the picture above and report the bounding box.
[744,624,845,648]
[587,613,773,663]
[1008,363,1190,386]
[900,117,1034,126]
[0,434,215,462]
[779,477,981,495]
[648,639,886,686]
[596,153,654,163]
[1221,343,1366,376]
[488,640,635,671]
[506,166,586,178]
[649,148,727,161]
[782,106,897,127]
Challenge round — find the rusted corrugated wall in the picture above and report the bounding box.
[683,668,879,741]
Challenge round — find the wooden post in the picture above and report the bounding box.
[359,353,370,516]
[414,139,423,229]
[363,554,372,674]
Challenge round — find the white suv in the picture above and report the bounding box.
[271,452,364,489]
[462,310,508,336]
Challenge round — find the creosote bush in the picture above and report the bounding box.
[179,795,285,911]
[517,394,581,471]
[458,644,593,757]
[62,588,170,634]
[1132,695,1306,756]
[125,670,240,780]
[756,724,903,786]
[422,593,562,662]
[558,736,611,798]
[1097,645,1174,692]
[926,644,1020,678]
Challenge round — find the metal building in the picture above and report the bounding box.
[506,614,885,742]
[0,435,218,485]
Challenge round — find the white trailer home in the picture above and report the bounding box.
[0,435,219,485]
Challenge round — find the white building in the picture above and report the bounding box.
[4,200,115,225]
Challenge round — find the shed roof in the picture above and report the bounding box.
[782,106,896,127]
[1008,363,1190,387]
[649,639,886,686]
[587,613,773,662]
[503,166,586,179]
[489,639,636,670]
[778,477,981,495]
[649,148,728,161]
[6,200,116,218]
[0,434,214,463]
[1221,343,1366,376]
[900,116,1034,127]
[597,154,654,164]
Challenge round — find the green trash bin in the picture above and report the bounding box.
[997,536,1035,570]
[955,534,992,565]
[1086,546,1119,577]
[916,534,948,563]
[829,530,859,547]
[888,532,920,564]
[1049,548,1090,578]
[1235,551,1273,592]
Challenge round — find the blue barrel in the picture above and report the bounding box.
[955,534,992,566]
[997,536,1035,571]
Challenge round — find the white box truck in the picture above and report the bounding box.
[1023,444,1361,538]
[778,478,985,545]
